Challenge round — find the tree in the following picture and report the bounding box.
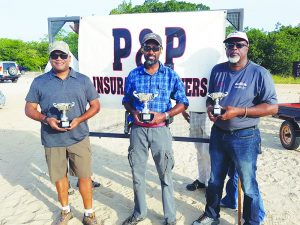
[0,38,49,71]
[110,0,209,14]
[265,25,300,75]
[245,25,300,75]
[245,28,268,66]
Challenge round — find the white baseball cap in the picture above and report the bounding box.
[49,41,70,54]
[223,31,249,44]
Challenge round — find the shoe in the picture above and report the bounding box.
[122,214,145,225]
[82,212,100,225]
[192,214,219,225]
[219,201,237,210]
[77,180,101,188]
[55,210,74,225]
[186,180,206,191]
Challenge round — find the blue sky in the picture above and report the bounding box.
[0,0,298,41]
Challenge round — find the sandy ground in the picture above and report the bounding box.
[0,74,299,225]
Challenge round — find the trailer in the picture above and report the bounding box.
[273,103,300,150]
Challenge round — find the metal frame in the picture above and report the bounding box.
[48,16,80,43]
[47,9,244,42]
[226,8,244,31]
[47,9,244,142]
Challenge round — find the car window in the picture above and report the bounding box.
[3,63,17,70]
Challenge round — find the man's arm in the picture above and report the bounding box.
[123,102,141,123]
[69,98,100,129]
[25,102,46,122]
[25,102,75,131]
[182,110,190,123]
[149,103,186,125]
[220,103,278,120]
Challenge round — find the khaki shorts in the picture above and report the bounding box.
[44,137,92,183]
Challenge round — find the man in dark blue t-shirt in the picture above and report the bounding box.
[192,31,278,225]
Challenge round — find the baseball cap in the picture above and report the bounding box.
[49,41,70,54]
[223,31,249,44]
[142,33,162,46]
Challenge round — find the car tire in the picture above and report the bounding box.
[279,120,300,150]
[12,78,18,83]
[8,66,18,76]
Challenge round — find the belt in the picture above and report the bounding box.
[194,112,205,114]
[134,121,166,128]
[214,125,257,133]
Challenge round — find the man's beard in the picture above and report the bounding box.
[228,55,240,64]
[144,56,158,68]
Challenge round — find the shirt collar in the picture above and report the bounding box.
[139,61,165,75]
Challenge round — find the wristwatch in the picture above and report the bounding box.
[165,112,170,120]
[42,116,49,125]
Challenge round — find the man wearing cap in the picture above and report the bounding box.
[25,41,101,225]
[122,32,189,225]
[192,31,278,225]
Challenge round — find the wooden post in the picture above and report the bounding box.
[238,178,242,225]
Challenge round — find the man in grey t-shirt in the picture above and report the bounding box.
[25,41,101,225]
[192,31,278,225]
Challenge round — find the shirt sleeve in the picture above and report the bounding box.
[25,79,40,103]
[257,69,278,105]
[122,72,133,105]
[171,72,189,107]
[85,76,99,102]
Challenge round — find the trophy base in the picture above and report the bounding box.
[60,120,72,128]
[213,108,226,117]
[139,113,154,123]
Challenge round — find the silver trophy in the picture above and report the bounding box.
[53,102,75,128]
[133,91,158,122]
[207,92,228,116]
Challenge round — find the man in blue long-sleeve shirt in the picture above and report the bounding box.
[122,32,189,225]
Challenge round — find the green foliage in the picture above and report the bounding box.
[0,38,48,71]
[246,25,300,75]
[110,0,209,14]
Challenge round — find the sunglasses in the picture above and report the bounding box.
[225,42,248,49]
[50,52,69,60]
[142,45,161,52]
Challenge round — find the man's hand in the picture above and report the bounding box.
[148,111,166,125]
[66,117,81,130]
[47,117,68,132]
[218,106,245,120]
[182,111,190,123]
[132,110,142,123]
[207,105,218,122]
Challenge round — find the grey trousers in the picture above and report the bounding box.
[128,125,176,223]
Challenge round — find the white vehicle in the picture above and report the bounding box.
[0,61,21,83]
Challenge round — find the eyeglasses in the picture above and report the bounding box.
[142,45,161,52]
[225,42,248,49]
[50,52,69,60]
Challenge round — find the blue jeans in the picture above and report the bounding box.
[221,162,265,222]
[205,125,263,225]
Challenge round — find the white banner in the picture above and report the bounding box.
[79,11,227,112]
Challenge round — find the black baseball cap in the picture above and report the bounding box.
[142,33,162,46]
